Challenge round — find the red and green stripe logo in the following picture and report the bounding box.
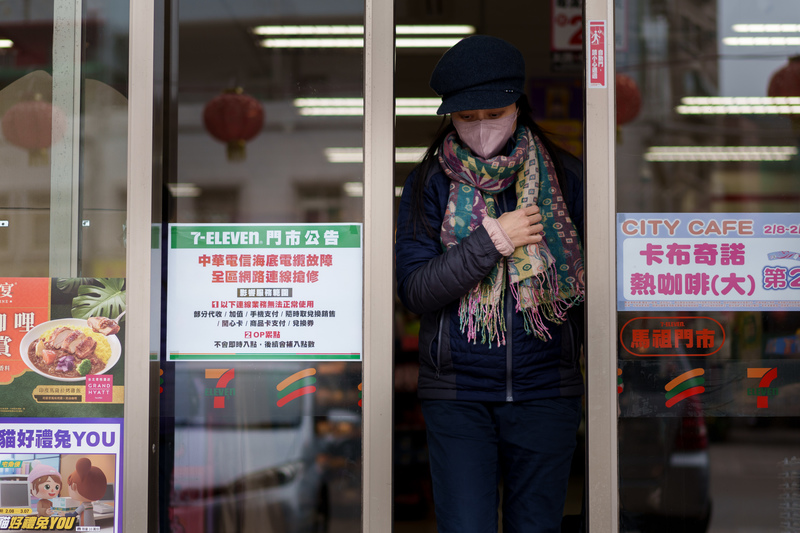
[665,368,705,408]
[276,368,317,407]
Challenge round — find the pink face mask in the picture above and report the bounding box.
[452,111,518,159]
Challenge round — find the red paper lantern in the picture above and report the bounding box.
[616,73,642,126]
[203,87,264,161]
[1,95,67,166]
[768,55,800,98]
[768,55,800,129]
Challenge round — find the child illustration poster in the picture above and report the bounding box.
[63,456,112,529]
[0,419,121,532]
[27,461,62,517]
[0,278,125,418]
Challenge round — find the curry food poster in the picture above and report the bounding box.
[0,279,125,419]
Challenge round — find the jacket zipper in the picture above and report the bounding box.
[501,188,514,402]
[505,285,513,401]
[430,309,445,379]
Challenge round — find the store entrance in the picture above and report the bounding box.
[391,2,586,530]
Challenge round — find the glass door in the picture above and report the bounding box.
[157,2,372,532]
[612,0,800,532]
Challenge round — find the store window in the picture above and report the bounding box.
[0,2,130,532]
[615,1,800,532]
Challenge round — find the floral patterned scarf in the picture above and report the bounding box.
[439,125,585,344]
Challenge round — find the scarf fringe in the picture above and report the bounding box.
[510,261,585,341]
[459,284,507,346]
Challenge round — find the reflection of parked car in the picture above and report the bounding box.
[315,409,362,521]
[170,362,330,533]
[618,358,712,533]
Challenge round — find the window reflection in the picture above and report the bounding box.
[0,4,129,278]
[166,3,365,532]
[616,1,800,532]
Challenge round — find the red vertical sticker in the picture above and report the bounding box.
[588,20,607,88]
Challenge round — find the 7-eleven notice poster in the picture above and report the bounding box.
[167,223,363,362]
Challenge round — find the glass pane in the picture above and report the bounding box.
[616,1,800,532]
[161,3,364,532]
[0,3,129,532]
[0,1,129,278]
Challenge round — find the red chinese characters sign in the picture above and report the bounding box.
[588,20,607,88]
[620,316,726,356]
[0,278,50,384]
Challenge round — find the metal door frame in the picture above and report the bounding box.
[584,0,619,531]
[124,0,397,531]
[363,0,395,531]
[125,1,155,531]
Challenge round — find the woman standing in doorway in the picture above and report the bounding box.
[395,35,585,533]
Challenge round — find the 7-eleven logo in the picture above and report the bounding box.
[747,368,777,408]
[205,368,235,408]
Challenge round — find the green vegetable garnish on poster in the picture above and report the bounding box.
[77,359,92,375]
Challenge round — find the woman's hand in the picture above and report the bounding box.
[497,206,543,248]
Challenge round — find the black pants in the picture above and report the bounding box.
[422,397,581,533]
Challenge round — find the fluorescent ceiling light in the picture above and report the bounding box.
[258,24,470,49]
[262,38,364,48]
[0,39,13,48]
[396,107,440,115]
[325,147,426,164]
[396,38,463,48]
[295,97,440,107]
[397,25,475,35]
[397,98,444,106]
[294,97,440,117]
[723,36,800,46]
[677,97,800,114]
[299,107,364,116]
[395,147,427,163]
[682,97,800,105]
[732,24,800,33]
[343,182,404,198]
[295,98,364,107]
[253,24,475,36]
[254,25,364,35]
[297,107,439,117]
[262,37,463,49]
[326,148,363,163]
[676,104,800,114]
[343,182,364,196]
[645,146,797,162]
[167,183,202,197]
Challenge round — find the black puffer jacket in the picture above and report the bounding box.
[395,156,584,402]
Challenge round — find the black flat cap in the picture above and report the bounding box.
[430,35,525,115]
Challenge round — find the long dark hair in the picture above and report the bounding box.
[406,94,572,239]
